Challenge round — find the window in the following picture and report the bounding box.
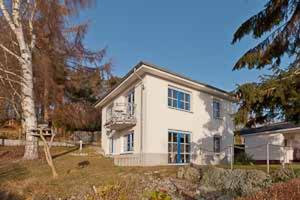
[127,90,135,115]
[213,135,221,153]
[284,139,288,147]
[213,99,221,119]
[168,88,190,111]
[106,104,113,121]
[124,132,134,152]
[168,131,191,163]
[109,138,114,154]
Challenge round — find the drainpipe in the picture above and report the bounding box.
[133,68,145,165]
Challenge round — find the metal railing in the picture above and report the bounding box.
[105,103,136,129]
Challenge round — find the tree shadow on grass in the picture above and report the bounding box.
[0,163,28,182]
[0,190,23,200]
[52,146,79,159]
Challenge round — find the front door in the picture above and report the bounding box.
[168,131,191,164]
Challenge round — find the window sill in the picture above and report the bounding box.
[213,117,223,121]
[168,163,190,166]
[120,151,134,155]
[168,106,193,114]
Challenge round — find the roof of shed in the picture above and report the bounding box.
[239,122,300,136]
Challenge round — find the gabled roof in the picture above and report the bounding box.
[239,122,300,136]
[95,61,234,108]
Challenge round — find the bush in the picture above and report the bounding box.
[145,190,172,200]
[234,152,254,165]
[237,179,300,200]
[200,167,272,197]
[271,166,295,182]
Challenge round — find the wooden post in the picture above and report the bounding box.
[79,140,83,153]
[267,142,270,174]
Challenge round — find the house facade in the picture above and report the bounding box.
[240,122,300,164]
[95,62,235,166]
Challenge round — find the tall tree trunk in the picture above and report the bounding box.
[15,26,39,159]
[21,51,39,160]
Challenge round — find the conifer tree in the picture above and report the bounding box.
[232,0,300,127]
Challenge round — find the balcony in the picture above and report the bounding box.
[105,103,136,131]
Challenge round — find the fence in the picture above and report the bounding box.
[0,139,75,147]
[195,143,300,174]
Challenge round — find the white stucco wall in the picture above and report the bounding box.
[142,74,234,165]
[101,80,143,156]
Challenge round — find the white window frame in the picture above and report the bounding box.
[168,86,191,112]
[108,137,114,154]
[123,132,134,153]
[213,135,221,153]
[213,99,221,119]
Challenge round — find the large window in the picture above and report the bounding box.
[213,99,221,119]
[124,132,134,152]
[213,135,221,153]
[168,88,191,111]
[168,131,191,163]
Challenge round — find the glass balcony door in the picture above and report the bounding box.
[127,90,135,116]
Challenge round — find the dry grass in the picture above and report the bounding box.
[0,146,178,199]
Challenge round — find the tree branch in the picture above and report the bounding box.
[0,43,23,62]
[0,0,16,31]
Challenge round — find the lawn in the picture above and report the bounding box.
[0,146,178,200]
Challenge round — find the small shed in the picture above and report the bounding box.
[240,122,300,164]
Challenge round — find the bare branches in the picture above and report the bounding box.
[0,43,23,62]
[0,0,16,31]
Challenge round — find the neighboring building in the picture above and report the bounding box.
[95,61,235,166]
[240,122,300,164]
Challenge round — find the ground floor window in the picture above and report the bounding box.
[168,131,191,163]
[124,132,134,152]
[213,135,221,153]
[109,138,114,154]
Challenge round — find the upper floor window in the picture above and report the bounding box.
[213,99,221,119]
[106,104,113,121]
[213,135,221,153]
[168,88,190,111]
[127,90,135,115]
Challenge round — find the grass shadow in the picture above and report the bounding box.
[0,190,23,200]
[0,163,28,182]
[52,146,79,159]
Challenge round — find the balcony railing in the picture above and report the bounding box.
[105,103,136,131]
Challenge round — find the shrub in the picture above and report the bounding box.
[200,167,272,197]
[271,166,295,182]
[145,190,172,200]
[234,152,254,165]
[237,179,300,200]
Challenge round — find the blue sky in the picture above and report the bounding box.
[79,0,269,92]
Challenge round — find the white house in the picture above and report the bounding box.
[240,122,300,164]
[95,61,235,166]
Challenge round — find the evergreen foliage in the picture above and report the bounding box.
[232,0,300,126]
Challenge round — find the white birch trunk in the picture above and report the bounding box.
[16,28,38,160]
[21,51,38,160]
[0,0,39,159]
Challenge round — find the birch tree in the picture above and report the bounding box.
[0,0,39,159]
[0,0,111,160]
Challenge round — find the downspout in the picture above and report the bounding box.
[133,68,145,165]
